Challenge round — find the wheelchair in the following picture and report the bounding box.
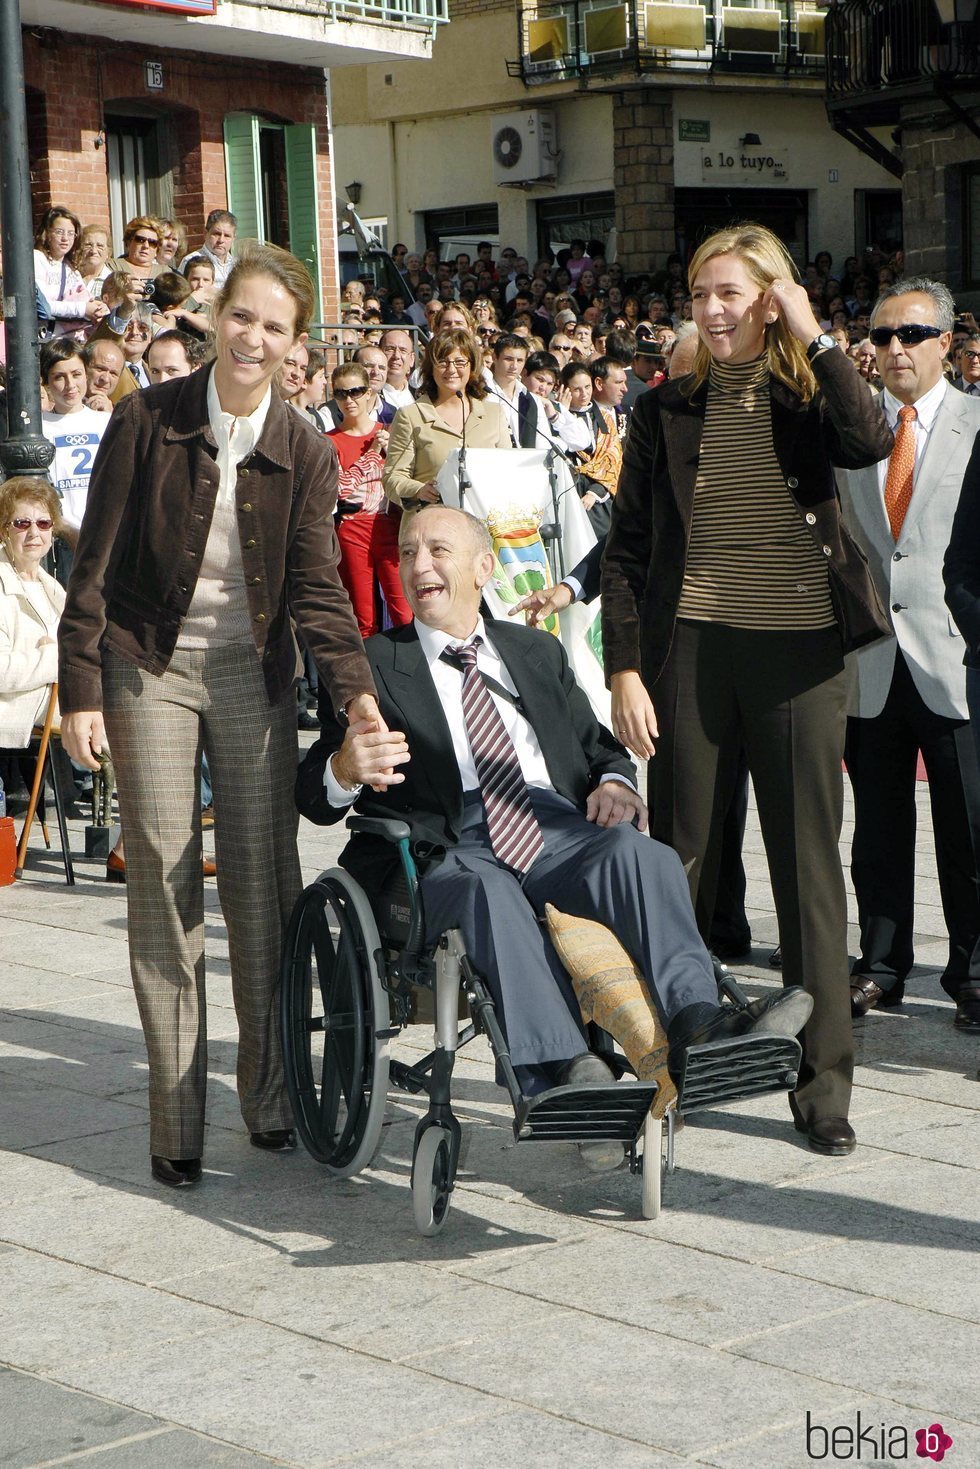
[280,816,803,1234]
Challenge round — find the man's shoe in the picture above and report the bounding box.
[710,936,753,963]
[553,1054,626,1172]
[850,974,904,1018]
[107,852,216,882]
[151,1155,202,1187]
[667,989,813,1080]
[954,982,980,1032]
[795,1117,856,1155]
[249,1128,297,1151]
[554,1052,617,1087]
[200,805,215,829]
[298,711,320,731]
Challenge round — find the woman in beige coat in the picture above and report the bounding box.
[384,328,510,508]
[0,478,65,750]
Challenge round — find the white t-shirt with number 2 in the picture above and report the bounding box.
[41,408,110,529]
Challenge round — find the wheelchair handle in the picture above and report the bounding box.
[347,815,411,844]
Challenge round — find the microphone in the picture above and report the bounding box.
[482,377,579,471]
[455,388,472,504]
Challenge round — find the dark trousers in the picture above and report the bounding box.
[845,652,980,999]
[419,789,718,1072]
[651,619,853,1125]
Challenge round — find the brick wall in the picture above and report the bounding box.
[22,28,337,306]
[448,0,514,17]
[613,92,675,275]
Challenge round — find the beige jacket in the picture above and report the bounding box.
[0,548,64,747]
[384,396,511,506]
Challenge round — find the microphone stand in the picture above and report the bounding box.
[484,378,581,583]
[455,389,472,509]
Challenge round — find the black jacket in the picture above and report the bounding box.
[944,429,980,667]
[296,619,635,893]
[600,348,894,689]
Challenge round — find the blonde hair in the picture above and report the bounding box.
[686,223,815,403]
[214,242,315,339]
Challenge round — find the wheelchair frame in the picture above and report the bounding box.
[280,816,802,1235]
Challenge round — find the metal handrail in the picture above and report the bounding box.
[826,0,980,100]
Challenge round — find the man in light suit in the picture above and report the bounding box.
[296,506,811,1103]
[836,278,980,1032]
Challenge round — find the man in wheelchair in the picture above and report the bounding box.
[296,505,811,1102]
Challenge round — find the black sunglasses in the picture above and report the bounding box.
[11,517,54,531]
[868,324,943,347]
[334,385,369,400]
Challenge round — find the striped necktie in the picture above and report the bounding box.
[442,638,544,875]
[883,404,917,541]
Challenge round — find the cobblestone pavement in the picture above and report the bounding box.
[1,742,976,1468]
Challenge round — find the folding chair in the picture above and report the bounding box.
[16,683,75,885]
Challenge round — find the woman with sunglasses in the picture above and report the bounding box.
[0,480,65,752]
[114,216,164,281]
[329,362,411,637]
[33,207,108,329]
[58,244,378,1189]
[384,328,510,509]
[602,223,893,1159]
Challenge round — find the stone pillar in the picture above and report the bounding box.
[899,104,972,289]
[613,90,675,275]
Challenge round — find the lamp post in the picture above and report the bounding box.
[0,0,54,482]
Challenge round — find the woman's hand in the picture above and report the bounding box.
[610,670,658,759]
[85,299,109,323]
[415,482,440,504]
[61,711,108,771]
[763,279,822,348]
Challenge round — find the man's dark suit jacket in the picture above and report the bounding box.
[295,619,635,894]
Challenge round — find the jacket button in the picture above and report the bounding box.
[893,551,902,562]
[255,612,266,622]
[239,467,250,478]
[787,477,799,489]
[892,602,904,613]
[244,538,257,549]
[822,545,832,556]
[249,576,262,586]
[241,503,252,512]
[805,512,817,525]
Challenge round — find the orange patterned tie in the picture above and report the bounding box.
[883,405,917,541]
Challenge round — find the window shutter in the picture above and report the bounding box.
[223,113,264,242]
[284,123,323,321]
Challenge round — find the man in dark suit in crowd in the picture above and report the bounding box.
[296,506,811,1100]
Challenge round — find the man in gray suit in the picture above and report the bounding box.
[836,278,980,1032]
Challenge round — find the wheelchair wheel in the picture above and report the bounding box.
[412,1124,455,1236]
[640,1111,663,1221]
[280,869,391,1177]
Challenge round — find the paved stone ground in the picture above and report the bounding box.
[1,741,977,1469]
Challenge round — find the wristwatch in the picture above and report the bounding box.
[806,332,837,361]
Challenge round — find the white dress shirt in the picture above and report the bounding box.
[325,615,633,804]
[878,375,948,492]
[178,370,270,647]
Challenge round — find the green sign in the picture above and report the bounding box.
[679,119,710,143]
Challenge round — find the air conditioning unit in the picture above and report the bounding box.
[491,111,558,186]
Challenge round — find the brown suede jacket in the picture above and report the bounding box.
[58,366,374,714]
[600,347,894,689]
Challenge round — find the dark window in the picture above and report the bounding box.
[855,189,903,255]
[536,192,615,260]
[423,204,499,257]
[673,187,810,268]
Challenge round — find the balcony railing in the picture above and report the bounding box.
[244,0,450,29]
[506,0,829,84]
[826,0,979,108]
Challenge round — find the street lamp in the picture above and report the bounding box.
[0,0,55,481]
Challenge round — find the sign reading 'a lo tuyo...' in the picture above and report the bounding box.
[701,148,788,183]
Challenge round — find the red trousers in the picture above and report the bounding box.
[337,510,411,638]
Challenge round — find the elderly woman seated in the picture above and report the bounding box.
[0,477,128,877]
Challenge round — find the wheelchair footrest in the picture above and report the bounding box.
[513,1081,658,1144]
[676,1033,801,1115]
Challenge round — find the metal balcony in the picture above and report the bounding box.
[325,0,449,27]
[506,0,830,85]
[826,0,980,178]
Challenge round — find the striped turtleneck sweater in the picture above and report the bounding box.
[676,355,835,631]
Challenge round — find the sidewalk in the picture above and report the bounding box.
[1,751,977,1469]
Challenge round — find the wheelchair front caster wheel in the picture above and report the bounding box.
[412,1125,455,1236]
[640,1111,663,1220]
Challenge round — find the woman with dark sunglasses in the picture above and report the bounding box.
[329,362,411,637]
[602,222,893,1159]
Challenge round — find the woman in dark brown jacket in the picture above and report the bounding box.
[601,224,892,1157]
[59,244,380,1189]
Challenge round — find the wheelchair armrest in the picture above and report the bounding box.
[347,815,412,844]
